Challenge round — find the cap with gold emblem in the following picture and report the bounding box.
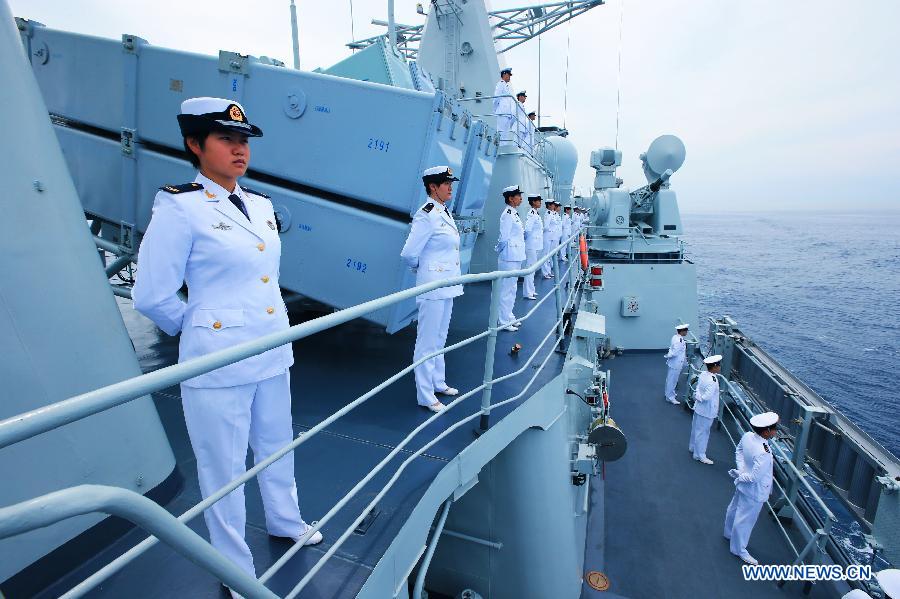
[177,97,263,138]
[750,412,779,428]
[422,165,459,185]
[703,354,722,365]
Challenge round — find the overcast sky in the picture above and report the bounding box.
[11,0,900,212]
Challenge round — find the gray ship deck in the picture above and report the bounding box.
[581,352,832,599]
[32,277,826,599]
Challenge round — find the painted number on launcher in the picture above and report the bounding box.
[346,259,368,273]
[367,138,390,152]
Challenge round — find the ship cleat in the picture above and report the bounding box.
[436,387,459,396]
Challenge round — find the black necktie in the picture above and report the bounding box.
[228,193,250,221]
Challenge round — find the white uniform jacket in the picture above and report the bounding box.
[133,173,293,388]
[664,333,687,368]
[561,214,572,241]
[524,208,544,251]
[543,211,562,245]
[400,200,464,300]
[693,370,720,419]
[734,431,775,502]
[492,80,515,117]
[496,206,526,262]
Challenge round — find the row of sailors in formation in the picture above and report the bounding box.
[130,98,896,598]
[400,171,586,413]
[492,67,537,147]
[664,329,900,597]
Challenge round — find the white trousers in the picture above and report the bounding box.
[523,249,539,297]
[498,259,523,325]
[541,238,558,276]
[665,363,683,402]
[496,114,516,143]
[413,298,454,406]
[724,489,765,556]
[181,372,306,577]
[689,412,714,460]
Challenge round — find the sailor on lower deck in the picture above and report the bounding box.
[724,411,779,565]
[664,323,689,403]
[689,354,721,464]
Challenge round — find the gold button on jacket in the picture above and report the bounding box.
[257,243,265,251]
[261,276,270,283]
[266,307,275,314]
[212,321,222,330]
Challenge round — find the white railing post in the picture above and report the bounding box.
[479,277,503,431]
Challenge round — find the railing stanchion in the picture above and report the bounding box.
[552,252,565,341]
[479,277,503,432]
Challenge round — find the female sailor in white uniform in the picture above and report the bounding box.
[496,185,526,331]
[400,166,463,412]
[689,355,721,464]
[724,411,779,565]
[132,97,321,588]
[663,323,689,403]
[522,195,544,300]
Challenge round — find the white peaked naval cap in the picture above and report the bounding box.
[703,355,722,365]
[750,412,779,428]
[675,323,689,330]
[840,589,873,599]
[502,185,521,194]
[876,569,900,598]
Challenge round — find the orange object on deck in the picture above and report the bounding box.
[579,234,589,270]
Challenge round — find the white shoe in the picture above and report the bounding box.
[697,457,714,465]
[666,398,679,405]
[423,401,446,413]
[737,551,758,565]
[501,324,519,332]
[293,523,324,546]
[524,295,538,300]
[436,387,458,396]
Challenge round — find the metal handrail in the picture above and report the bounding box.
[0,486,277,599]
[457,94,542,159]
[1,232,584,597]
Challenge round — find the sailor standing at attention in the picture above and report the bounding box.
[663,323,689,404]
[522,195,544,300]
[495,185,526,331]
[689,355,721,464]
[132,97,322,590]
[560,205,572,262]
[724,411,779,565]
[493,68,515,143]
[541,201,562,279]
[400,166,463,413]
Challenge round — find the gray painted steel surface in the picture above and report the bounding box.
[0,2,175,581]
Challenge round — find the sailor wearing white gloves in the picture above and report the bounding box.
[133,98,322,589]
[689,355,721,464]
[495,185,526,331]
[522,195,544,300]
[400,166,464,412]
[663,323,689,404]
[724,411,779,565]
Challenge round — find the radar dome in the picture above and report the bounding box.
[544,134,578,201]
[642,135,685,182]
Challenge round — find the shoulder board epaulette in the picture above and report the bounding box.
[241,186,270,199]
[160,182,203,194]
[505,208,512,214]
[422,202,434,213]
